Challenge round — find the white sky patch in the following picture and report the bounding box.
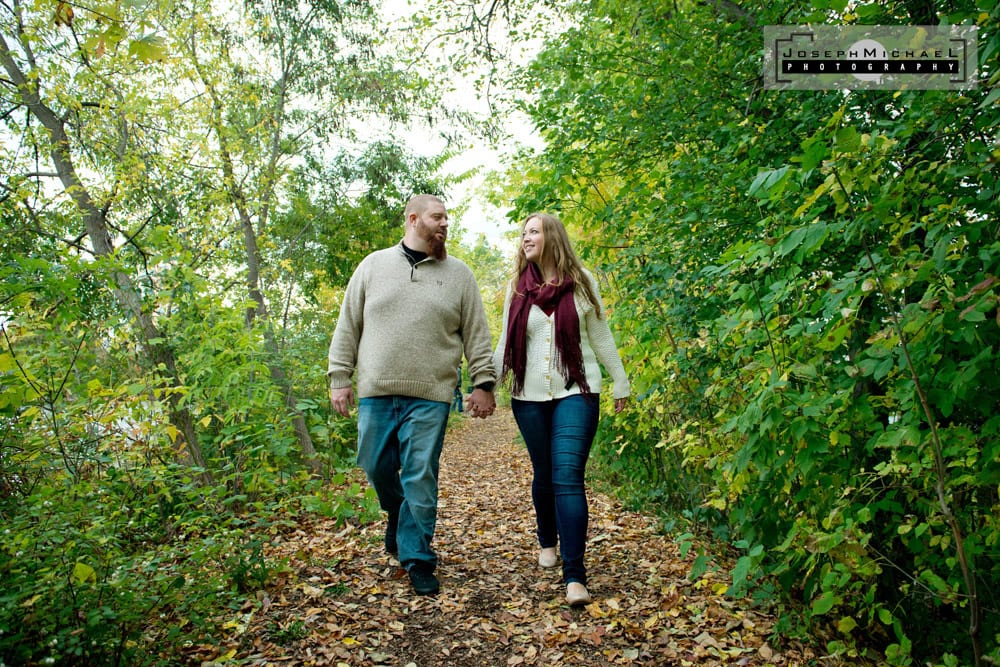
[376,0,548,248]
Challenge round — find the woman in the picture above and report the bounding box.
[494,212,630,607]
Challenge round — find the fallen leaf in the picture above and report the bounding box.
[231,409,817,667]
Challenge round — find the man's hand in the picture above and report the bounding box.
[329,386,355,417]
[465,388,495,418]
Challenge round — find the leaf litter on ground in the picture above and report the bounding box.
[207,408,822,666]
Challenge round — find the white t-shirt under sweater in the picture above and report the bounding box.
[492,270,630,402]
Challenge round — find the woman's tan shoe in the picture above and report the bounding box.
[566,582,592,607]
[538,547,558,568]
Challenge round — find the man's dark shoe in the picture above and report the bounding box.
[407,564,440,596]
[385,511,399,555]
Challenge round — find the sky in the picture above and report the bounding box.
[439,113,542,250]
[377,0,547,250]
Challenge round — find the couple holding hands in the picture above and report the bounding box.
[328,195,629,606]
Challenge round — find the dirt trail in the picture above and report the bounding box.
[235,408,816,666]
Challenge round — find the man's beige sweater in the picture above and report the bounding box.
[327,243,496,404]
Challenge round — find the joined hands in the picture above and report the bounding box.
[464,388,496,418]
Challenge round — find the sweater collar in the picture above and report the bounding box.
[399,240,438,266]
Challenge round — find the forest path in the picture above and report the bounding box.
[234,408,816,666]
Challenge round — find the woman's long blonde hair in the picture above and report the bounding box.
[512,212,603,318]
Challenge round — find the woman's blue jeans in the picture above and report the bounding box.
[357,396,450,571]
[511,394,600,585]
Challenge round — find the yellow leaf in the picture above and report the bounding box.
[221,620,247,635]
[838,616,858,633]
[705,497,727,510]
[342,637,361,646]
[301,584,323,597]
[165,424,179,443]
[72,562,96,585]
[199,415,212,428]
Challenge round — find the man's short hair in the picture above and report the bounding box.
[404,194,443,221]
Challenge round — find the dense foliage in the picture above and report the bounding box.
[504,0,999,664]
[0,0,454,663]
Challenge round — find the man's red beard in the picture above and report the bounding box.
[426,234,447,260]
[418,222,447,260]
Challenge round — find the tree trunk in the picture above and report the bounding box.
[192,45,322,476]
[240,212,322,476]
[1,35,211,478]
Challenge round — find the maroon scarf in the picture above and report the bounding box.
[502,263,590,396]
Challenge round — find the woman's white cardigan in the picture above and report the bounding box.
[492,270,630,402]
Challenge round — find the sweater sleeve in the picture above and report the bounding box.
[491,280,514,384]
[461,270,497,388]
[326,260,366,389]
[584,273,630,400]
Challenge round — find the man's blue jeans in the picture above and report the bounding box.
[511,394,600,585]
[357,396,450,571]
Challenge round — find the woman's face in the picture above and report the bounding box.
[522,217,544,263]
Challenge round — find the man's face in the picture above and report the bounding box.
[415,200,449,260]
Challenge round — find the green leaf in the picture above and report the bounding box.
[748,166,790,199]
[816,321,850,351]
[798,138,828,172]
[959,306,986,322]
[978,87,1000,110]
[776,226,810,258]
[855,3,883,18]
[835,126,860,153]
[730,555,752,596]
[689,553,710,580]
[128,34,167,63]
[811,590,837,616]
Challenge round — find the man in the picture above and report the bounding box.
[328,194,496,596]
